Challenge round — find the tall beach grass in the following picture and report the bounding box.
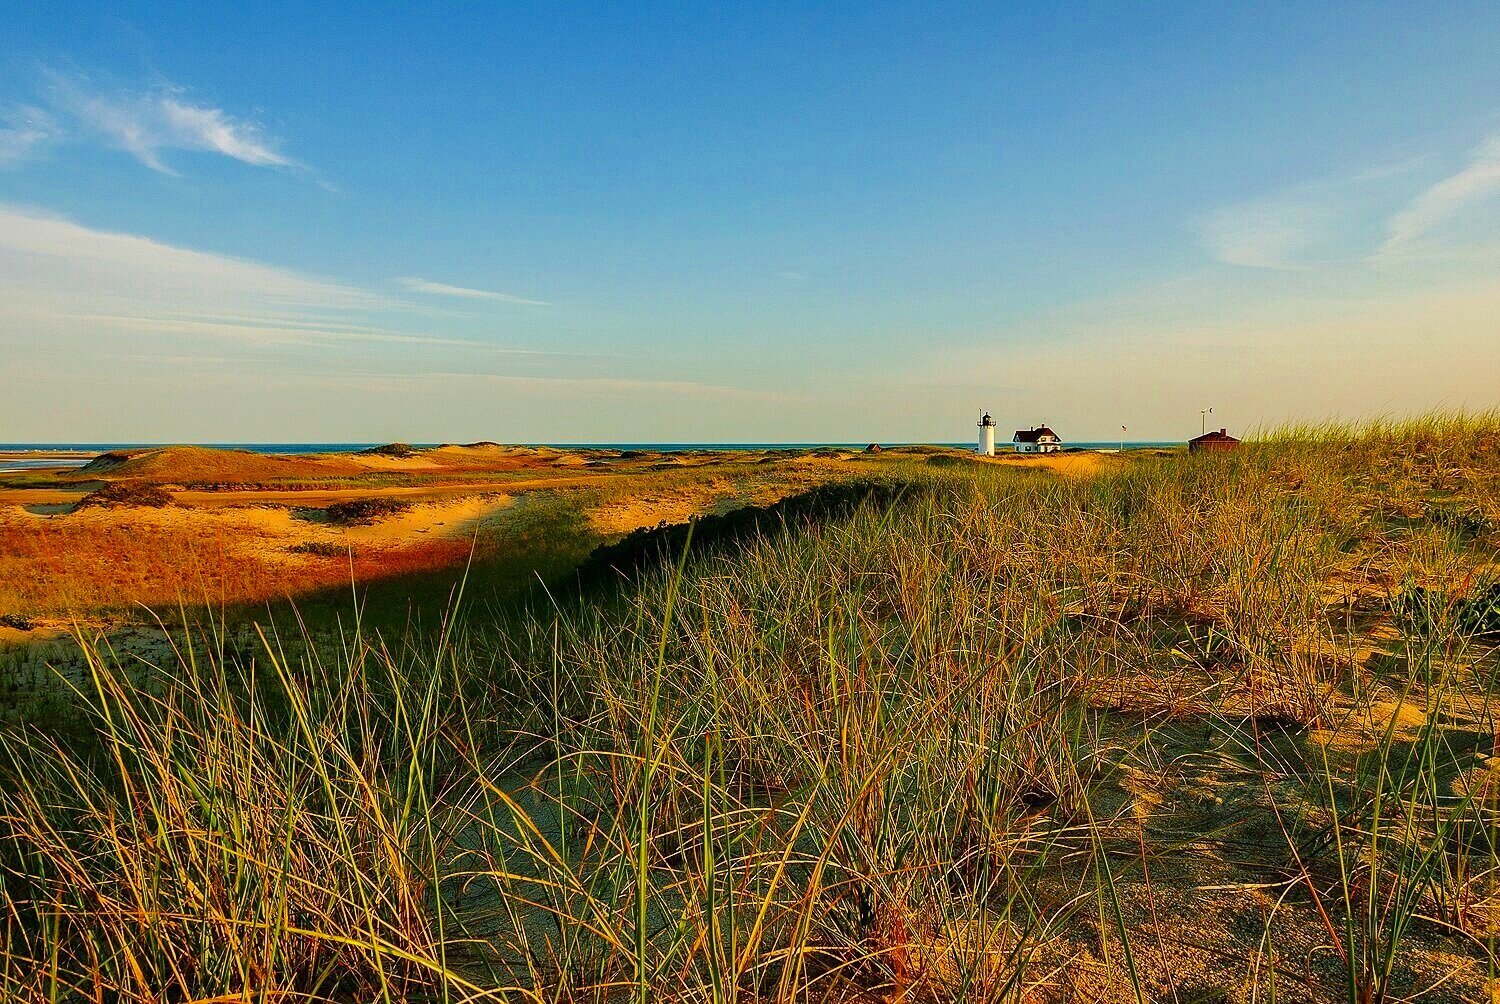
[2,415,1498,1001]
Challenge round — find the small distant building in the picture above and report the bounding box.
[977,412,997,456]
[1189,428,1240,453]
[1013,426,1062,453]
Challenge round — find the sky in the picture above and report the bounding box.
[3,4,1500,443]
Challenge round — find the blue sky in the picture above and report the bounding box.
[4,4,1500,442]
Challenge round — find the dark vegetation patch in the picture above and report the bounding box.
[0,613,36,631]
[324,498,412,525]
[0,473,104,490]
[361,443,420,458]
[290,541,347,558]
[74,483,177,510]
[78,450,143,473]
[1427,503,1493,540]
[1393,580,1500,637]
[882,444,949,455]
[572,479,909,590]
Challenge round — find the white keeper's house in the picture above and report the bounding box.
[1013,426,1062,453]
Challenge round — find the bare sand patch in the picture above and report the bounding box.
[587,468,843,537]
[337,494,512,544]
[590,490,721,536]
[1309,696,1432,753]
[977,451,1117,477]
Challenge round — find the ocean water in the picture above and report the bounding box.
[0,458,95,471]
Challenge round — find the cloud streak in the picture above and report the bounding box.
[33,70,296,174]
[1381,133,1500,257]
[0,203,614,394]
[0,203,376,307]
[0,203,472,358]
[397,277,551,306]
[1199,132,1500,271]
[65,312,499,350]
[1197,197,1330,269]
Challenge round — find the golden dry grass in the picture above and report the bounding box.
[0,446,868,621]
[0,503,481,616]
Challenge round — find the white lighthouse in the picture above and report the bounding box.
[977,411,996,456]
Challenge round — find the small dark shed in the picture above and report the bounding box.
[1189,428,1240,453]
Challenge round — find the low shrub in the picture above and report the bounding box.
[323,498,411,525]
[360,442,419,458]
[1428,503,1493,539]
[290,541,347,558]
[571,479,907,588]
[1394,579,1500,638]
[73,483,177,509]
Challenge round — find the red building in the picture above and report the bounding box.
[1189,428,1240,453]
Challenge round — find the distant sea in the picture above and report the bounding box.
[0,441,1185,473]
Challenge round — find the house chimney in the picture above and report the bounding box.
[1220,428,1227,435]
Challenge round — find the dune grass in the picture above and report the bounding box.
[1,416,1498,1001]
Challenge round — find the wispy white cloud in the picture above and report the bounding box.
[0,203,455,358]
[0,203,375,307]
[38,69,296,174]
[397,277,551,306]
[1197,196,1331,269]
[156,98,290,167]
[1198,133,1500,270]
[0,105,56,166]
[1380,133,1500,257]
[0,203,606,381]
[66,312,494,350]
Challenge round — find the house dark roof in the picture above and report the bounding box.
[1188,428,1240,445]
[1013,426,1060,443]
